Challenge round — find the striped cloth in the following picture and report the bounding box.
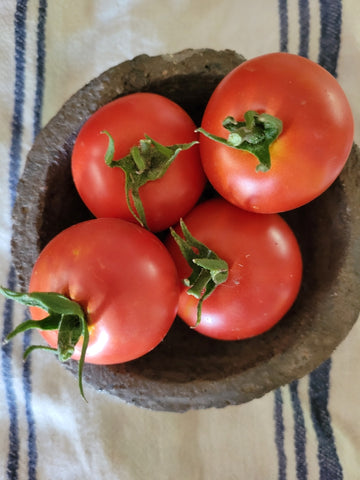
[0,1,359,479]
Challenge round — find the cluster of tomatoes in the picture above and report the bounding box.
[1,52,354,399]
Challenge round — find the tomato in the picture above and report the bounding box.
[71,92,206,231]
[166,198,303,340]
[199,52,354,213]
[28,218,180,364]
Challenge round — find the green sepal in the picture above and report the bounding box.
[0,288,85,317]
[102,131,198,229]
[3,314,62,343]
[23,345,57,361]
[170,219,229,326]
[197,110,282,172]
[57,314,83,362]
[0,286,89,401]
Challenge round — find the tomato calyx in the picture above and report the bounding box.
[102,131,198,229]
[170,219,228,327]
[197,110,282,172]
[0,287,89,401]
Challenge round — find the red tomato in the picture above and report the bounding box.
[199,52,354,213]
[71,92,206,231]
[29,218,180,364]
[166,198,303,340]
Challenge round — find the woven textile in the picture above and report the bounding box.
[1,1,359,478]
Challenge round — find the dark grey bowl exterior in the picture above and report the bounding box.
[12,49,360,412]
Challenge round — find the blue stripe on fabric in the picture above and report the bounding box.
[278,0,288,52]
[33,0,47,138]
[22,329,37,480]
[1,266,20,480]
[318,0,342,77]
[274,388,287,480]
[9,0,28,210]
[309,359,343,480]
[23,2,48,478]
[1,1,28,479]
[298,0,310,57]
[289,381,308,479]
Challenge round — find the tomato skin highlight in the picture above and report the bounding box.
[71,92,206,232]
[29,218,180,364]
[200,52,354,213]
[166,198,303,340]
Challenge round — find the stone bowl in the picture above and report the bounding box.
[12,49,360,412]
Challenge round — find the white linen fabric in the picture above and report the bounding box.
[1,1,360,479]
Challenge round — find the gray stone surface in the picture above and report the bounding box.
[11,49,360,411]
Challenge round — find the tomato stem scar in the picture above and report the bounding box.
[0,286,89,401]
[197,110,282,172]
[170,219,228,327]
[102,131,198,229]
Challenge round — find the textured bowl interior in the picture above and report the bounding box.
[12,49,360,412]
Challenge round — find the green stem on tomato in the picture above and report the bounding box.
[0,287,89,401]
[170,219,228,327]
[197,110,283,172]
[102,131,198,229]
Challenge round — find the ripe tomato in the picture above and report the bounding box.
[166,198,303,340]
[199,52,354,213]
[28,218,179,364]
[71,92,206,231]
